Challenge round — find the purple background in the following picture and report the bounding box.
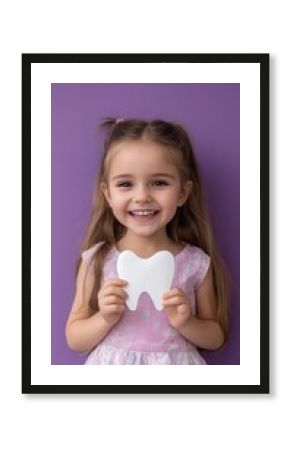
[51,83,240,365]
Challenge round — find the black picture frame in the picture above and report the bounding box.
[22,53,269,394]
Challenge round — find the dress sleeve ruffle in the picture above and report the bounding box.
[81,241,105,266]
[193,247,211,290]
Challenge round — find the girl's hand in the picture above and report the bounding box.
[162,288,192,330]
[98,278,128,327]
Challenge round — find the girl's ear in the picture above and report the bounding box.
[178,180,193,206]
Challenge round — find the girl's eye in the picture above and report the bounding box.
[152,180,169,187]
[116,182,132,188]
[116,180,169,188]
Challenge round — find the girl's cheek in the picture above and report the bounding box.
[111,190,126,202]
[113,196,129,210]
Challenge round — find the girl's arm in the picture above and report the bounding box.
[65,261,112,353]
[176,267,225,350]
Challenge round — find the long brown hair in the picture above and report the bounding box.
[76,117,230,338]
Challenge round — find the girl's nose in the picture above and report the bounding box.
[135,185,152,202]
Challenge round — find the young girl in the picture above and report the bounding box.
[65,118,229,365]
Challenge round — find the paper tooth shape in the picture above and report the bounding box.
[117,250,175,311]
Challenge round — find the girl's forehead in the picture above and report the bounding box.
[106,140,180,173]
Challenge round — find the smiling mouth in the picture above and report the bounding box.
[128,209,160,216]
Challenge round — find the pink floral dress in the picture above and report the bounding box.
[83,242,210,365]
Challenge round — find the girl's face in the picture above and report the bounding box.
[101,139,192,239]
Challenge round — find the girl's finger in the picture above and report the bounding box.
[177,304,190,314]
[162,296,185,306]
[162,288,184,299]
[105,304,125,314]
[102,286,128,299]
[101,295,126,305]
[102,278,127,288]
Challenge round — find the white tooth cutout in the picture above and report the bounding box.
[117,250,175,311]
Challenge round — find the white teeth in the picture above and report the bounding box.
[129,210,157,216]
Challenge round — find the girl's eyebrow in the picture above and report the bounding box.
[112,174,132,180]
[112,173,176,180]
[152,173,176,179]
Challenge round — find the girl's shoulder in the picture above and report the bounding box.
[81,241,106,265]
[184,243,210,259]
